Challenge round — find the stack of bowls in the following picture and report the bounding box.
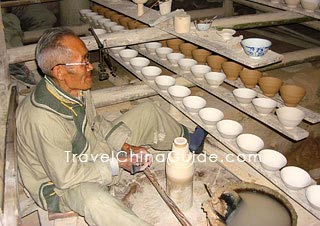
[206,55,227,72]
[222,61,244,80]
[239,68,262,88]
[179,43,198,58]
[258,76,283,97]
[192,49,212,65]
[276,107,305,130]
[280,84,306,107]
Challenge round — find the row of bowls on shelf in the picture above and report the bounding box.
[272,0,319,12]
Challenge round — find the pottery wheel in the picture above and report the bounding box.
[113,158,239,226]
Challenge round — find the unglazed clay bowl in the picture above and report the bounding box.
[93,28,107,35]
[222,61,244,81]
[306,185,320,210]
[236,134,264,154]
[155,75,176,90]
[168,85,191,102]
[191,65,211,79]
[129,57,150,72]
[217,120,243,139]
[258,76,283,97]
[252,98,278,116]
[301,0,319,12]
[281,166,311,190]
[241,38,272,59]
[240,68,262,88]
[145,42,162,55]
[166,38,185,52]
[199,107,224,126]
[216,29,236,40]
[119,17,132,28]
[284,0,301,8]
[110,46,126,56]
[280,84,306,107]
[192,49,212,65]
[178,58,197,72]
[103,21,117,32]
[141,66,162,80]
[167,53,185,66]
[110,25,125,32]
[155,47,173,60]
[206,55,228,72]
[204,72,226,87]
[233,88,257,106]
[182,96,207,114]
[179,43,198,58]
[258,149,287,171]
[276,107,305,129]
[98,18,111,28]
[119,49,138,63]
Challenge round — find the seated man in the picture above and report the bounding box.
[16,27,207,226]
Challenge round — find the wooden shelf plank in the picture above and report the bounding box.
[108,49,319,220]
[244,0,320,20]
[130,45,309,141]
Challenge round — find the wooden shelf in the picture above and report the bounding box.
[92,0,284,68]
[108,49,319,220]
[245,0,320,19]
[130,45,309,141]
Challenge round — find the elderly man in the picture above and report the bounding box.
[16,27,206,226]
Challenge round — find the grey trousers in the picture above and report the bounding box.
[59,102,184,226]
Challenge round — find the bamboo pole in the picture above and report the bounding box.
[0,10,10,87]
[212,11,313,29]
[260,47,320,71]
[144,168,193,226]
[0,0,58,8]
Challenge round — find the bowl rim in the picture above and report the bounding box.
[280,166,312,188]
[241,38,272,47]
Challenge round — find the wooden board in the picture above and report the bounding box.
[108,50,319,220]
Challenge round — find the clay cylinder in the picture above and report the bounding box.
[166,137,194,211]
[174,13,191,33]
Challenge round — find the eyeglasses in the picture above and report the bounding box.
[51,61,91,70]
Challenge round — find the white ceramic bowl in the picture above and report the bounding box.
[204,72,226,87]
[119,49,138,63]
[216,29,236,40]
[233,88,257,106]
[155,47,173,60]
[86,12,98,21]
[199,107,224,126]
[241,38,272,59]
[194,21,211,31]
[145,42,162,54]
[155,75,176,90]
[167,53,185,66]
[281,166,312,190]
[182,96,207,114]
[93,28,107,35]
[129,57,150,72]
[276,107,305,130]
[168,85,191,102]
[191,65,211,79]
[178,58,197,72]
[258,149,287,171]
[92,15,104,26]
[236,133,264,153]
[98,18,111,28]
[138,43,146,50]
[284,0,301,8]
[111,25,125,32]
[306,185,320,210]
[301,0,319,12]
[80,9,92,17]
[141,66,162,80]
[252,98,277,116]
[110,46,126,56]
[217,120,243,139]
[104,21,117,32]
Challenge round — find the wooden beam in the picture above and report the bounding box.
[8,27,175,63]
[223,0,234,17]
[0,0,58,8]
[260,47,320,71]
[186,7,225,20]
[212,11,313,29]
[0,10,10,87]
[232,0,320,30]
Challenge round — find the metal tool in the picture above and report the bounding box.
[88,27,116,81]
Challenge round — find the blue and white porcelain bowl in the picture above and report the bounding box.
[241,38,272,59]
